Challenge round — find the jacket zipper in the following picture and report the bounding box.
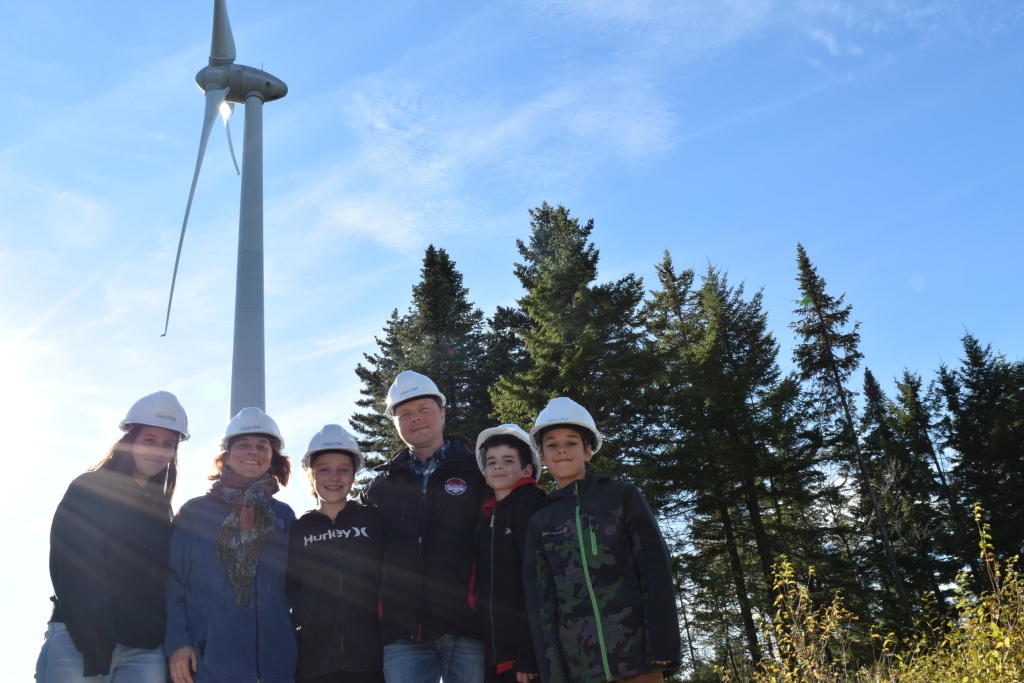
[255,565,262,682]
[335,517,346,667]
[574,485,611,681]
[489,512,498,658]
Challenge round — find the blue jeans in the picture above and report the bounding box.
[383,637,484,683]
[35,622,168,683]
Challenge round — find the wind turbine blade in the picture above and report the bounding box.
[221,102,240,175]
[162,87,230,337]
[209,0,236,66]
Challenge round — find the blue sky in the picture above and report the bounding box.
[3,0,1022,676]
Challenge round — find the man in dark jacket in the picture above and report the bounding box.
[362,371,488,683]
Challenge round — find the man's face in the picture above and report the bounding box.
[393,397,446,454]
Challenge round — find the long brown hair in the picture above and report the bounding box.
[89,424,179,502]
[209,435,291,486]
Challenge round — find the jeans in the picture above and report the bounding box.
[35,622,168,683]
[383,636,484,683]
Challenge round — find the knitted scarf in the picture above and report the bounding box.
[209,466,279,606]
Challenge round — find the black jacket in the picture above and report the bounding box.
[286,501,385,678]
[49,469,172,677]
[362,437,488,644]
[475,478,547,675]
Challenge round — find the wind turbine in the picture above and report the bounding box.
[162,0,287,417]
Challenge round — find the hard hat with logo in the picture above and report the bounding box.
[221,406,284,450]
[302,424,363,471]
[475,424,541,478]
[384,370,446,417]
[529,397,603,454]
[120,390,190,441]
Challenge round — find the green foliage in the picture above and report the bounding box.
[490,203,652,477]
[717,505,1024,683]
[351,245,493,465]
[936,334,1024,556]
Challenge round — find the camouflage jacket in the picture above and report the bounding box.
[524,474,680,683]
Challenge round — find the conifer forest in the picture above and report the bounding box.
[352,203,1024,681]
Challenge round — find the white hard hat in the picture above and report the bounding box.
[384,370,446,417]
[476,424,541,478]
[530,397,603,454]
[221,406,284,450]
[302,424,363,471]
[120,390,190,441]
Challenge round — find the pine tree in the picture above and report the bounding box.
[936,334,1024,555]
[892,369,981,584]
[643,255,834,665]
[861,368,950,605]
[790,243,914,624]
[352,245,493,465]
[490,203,653,477]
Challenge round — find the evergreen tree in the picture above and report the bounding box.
[892,369,981,583]
[352,245,493,465]
[643,254,833,665]
[860,368,950,605]
[936,334,1024,555]
[490,203,653,477]
[790,243,914,624]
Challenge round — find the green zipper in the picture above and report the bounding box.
[575,485,611,680]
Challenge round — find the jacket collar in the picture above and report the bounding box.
[482,476,539,516]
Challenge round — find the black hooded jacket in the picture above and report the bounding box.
[286,501,385,678]
[475,478,547,675]
[362,437,488,645]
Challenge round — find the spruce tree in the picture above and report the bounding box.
[790,243,914,624]
[352,245,493,465]
[490,203,653,477]
[936,334,1024,555]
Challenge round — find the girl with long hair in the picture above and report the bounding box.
[36,390,190,682]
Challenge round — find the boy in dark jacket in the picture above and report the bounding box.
[475,425,547,683]
[524,398,681,683]
[287,424,385,683]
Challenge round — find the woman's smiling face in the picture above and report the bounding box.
[226,435,273,479]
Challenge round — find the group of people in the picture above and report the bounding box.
[36,370,681,683]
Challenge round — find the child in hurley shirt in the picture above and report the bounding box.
[523,398,681,683]
[475,425,548,683]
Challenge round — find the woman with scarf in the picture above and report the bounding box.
[37,390,189,683]
[165,407,298,683]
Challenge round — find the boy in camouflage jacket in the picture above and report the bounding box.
[523,398,680,683]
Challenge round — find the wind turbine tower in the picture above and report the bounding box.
[163,0,287,417]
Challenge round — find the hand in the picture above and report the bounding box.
[169,645,198,683]
[238,500,255,532]
[650,660,672,667]
[516,672,538,683]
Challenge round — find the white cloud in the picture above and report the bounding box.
[807,28,841,56]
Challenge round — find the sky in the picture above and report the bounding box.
[2,0,1022,676]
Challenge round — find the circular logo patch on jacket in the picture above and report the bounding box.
[445,478,468,495]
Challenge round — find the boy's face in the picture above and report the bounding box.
[310,451,356,505]
[539,427,592,488]
[483,444,532,495]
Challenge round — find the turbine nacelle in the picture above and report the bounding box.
[196,64,288,104]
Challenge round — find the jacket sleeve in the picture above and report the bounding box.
[164,505,196,658]
[50,477,116,677]
[623,485,681,667]
[513,495,545,675]
[523,515,567,683]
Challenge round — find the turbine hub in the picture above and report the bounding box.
[196,64,288,104]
